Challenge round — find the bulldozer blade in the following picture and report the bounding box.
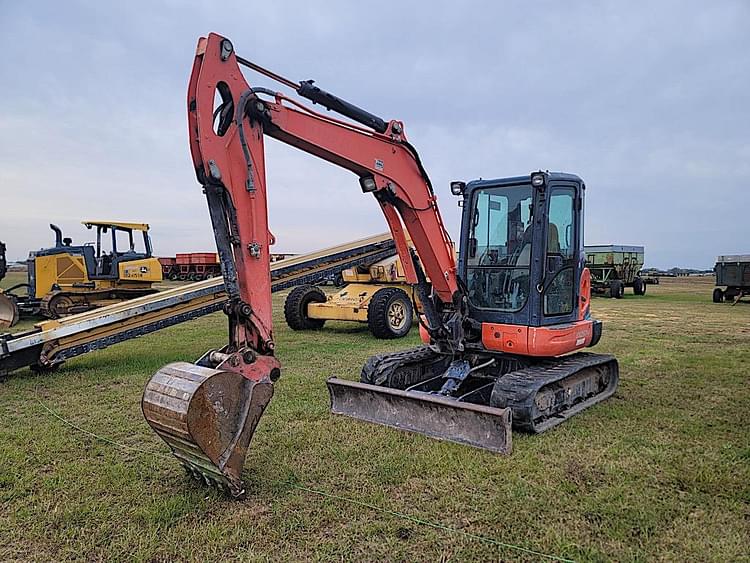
[142,361,273,497]
[0,293,19,329]
[327,377,513,454]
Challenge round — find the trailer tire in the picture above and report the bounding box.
[284,285,326,330]
[712,288,724,303]
[610,280,624,299]
[633,277,646,296]
[368,287,413,339]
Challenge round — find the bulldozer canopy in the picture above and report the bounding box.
[82,221,150,232]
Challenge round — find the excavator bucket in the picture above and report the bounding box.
[0,293,19,329]
[327,378,513,454]
[142,362,273,497]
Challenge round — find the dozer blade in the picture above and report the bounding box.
[0,293,19,329]
[327,378,512,454]
[142,361,273,497]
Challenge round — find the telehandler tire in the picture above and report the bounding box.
[368,287,413,339]
[284,285,326,330]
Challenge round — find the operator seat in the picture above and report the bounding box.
[96,253,113,277]
[548,223,561,254]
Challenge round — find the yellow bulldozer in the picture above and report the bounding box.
[0,221,162,327]
[283,252,418,339]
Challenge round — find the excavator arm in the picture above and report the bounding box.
[187,33,459,358]
[143,33,465,496]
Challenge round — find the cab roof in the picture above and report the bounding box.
[466,171,583,190]
[82,221,150,231]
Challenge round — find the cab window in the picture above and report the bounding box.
[544,187,575,316]
[466,184,533,312]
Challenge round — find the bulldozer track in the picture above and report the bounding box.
[40,288,159,318]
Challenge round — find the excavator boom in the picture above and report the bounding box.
[143,33,465,495]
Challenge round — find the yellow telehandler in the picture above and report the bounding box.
[284,253,417,339]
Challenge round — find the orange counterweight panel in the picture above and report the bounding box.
[481,320,593,357]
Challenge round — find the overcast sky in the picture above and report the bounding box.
[1,1,747,268]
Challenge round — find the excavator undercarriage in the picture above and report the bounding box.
[328,347,618,453]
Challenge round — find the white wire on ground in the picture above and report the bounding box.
[34,385,575,563]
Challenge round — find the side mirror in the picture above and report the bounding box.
[468,237,478,258]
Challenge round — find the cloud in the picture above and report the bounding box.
[0,0,748,268]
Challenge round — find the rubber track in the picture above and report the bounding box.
[361,345,449,389]
[491,352,619,434]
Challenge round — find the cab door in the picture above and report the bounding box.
[539,182,581,326]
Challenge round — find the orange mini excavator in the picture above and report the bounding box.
[142,33,618,497]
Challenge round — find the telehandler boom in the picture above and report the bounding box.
[142,33,618,497]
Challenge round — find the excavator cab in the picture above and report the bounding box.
[460,172,595,340]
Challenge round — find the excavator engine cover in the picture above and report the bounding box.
[142,361,274,497]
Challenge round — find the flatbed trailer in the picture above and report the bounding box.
[713,254,750,304]
[585,245,647,298]
[0,234,395,378]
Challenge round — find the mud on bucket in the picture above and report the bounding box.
[142,361,274,497]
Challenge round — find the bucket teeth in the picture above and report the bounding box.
[142,361,273,497]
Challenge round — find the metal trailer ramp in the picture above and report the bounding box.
[1,233,395,378]
[327,377,513,454]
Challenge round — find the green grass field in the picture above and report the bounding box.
[1,276,748,561]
